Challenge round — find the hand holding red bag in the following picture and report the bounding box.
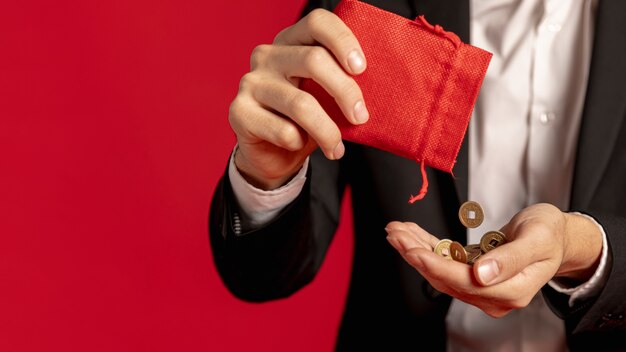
[300,0,492,202]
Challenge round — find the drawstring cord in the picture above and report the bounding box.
[408,160,429,204]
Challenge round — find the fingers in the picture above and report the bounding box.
[386,229,432,252]
[234,8,369,165]
[227,9,368,189]
[385,221,436,251]
[401,247,538,316]
[251,76,344,160]
[255,45,368,125]
[383,207,569,317]
[474,222,555,286]
[274,9,366,75]
[384,220,552,291]
[386,221,440,247]
[404,247,474,283]
[229,96,307,152]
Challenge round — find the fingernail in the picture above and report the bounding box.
[347,50,365,74]
[477,259,500,285]
[385,222,402,232]
[353,100,369,124]
[333,141,345,160]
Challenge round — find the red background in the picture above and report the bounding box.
[0,1,354,351]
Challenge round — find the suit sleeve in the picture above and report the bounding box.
[208,0,345,302]
[209,148,347,302]
[543,211,626,337]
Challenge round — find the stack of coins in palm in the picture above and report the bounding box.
[433,201,507,265]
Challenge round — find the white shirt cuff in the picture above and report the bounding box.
[547,212,610,307]
[228,146,309,228]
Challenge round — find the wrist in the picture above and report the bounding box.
[234,148,300,191]
[556,212,603,282]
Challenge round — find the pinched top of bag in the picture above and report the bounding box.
[301,0,492,202]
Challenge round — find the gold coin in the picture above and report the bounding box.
[480,230,507,253]
[464,244,482,264]
[464,244,481,253]
[450,241,467,264]
[467,254,480,265]
[467,250,482,265]
[458,201,485,228]
[434,239,453,260]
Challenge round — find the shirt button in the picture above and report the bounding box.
[539,112,556,125]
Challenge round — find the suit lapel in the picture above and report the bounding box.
[570,0,626,209]
[410,0,471,203]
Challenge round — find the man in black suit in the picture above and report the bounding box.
[210,0,626,350]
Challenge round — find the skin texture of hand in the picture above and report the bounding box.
[385,203,603,317]
[229,9,369,190]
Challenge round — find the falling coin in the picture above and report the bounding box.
[434,239,453,260]
[450,241,467,264]
[480,230,507,253]
[458,201,485,228]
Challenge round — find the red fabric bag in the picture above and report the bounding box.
[300,0,492,202]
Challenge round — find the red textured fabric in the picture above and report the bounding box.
[300,0,492,201]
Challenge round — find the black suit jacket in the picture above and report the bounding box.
[210,0,626,350]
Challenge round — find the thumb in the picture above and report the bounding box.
[473,236,547,286]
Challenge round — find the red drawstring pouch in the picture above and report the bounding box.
[300,0,492,203]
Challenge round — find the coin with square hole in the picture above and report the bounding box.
[458,201,484,228]
[450,241,467,264]
[434,239,453,260]
[480,231,507,253]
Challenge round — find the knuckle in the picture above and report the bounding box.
[529,220,551,234]
[303,46,329,72]
[405,222,421,234]
[228,98,247,132]
[228,98,245,120]
[305,9,337,38]
[275,124,301,149]
[238,72,258,92]
[250,44,271,69]
[306,10,354,54]
[288,92,340,149]
[305,8,329,27]
[289,92,315,116]
[524,222,556,250]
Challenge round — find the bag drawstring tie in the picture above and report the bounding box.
[408,160,429,204]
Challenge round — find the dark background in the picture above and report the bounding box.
[0,1,355,350]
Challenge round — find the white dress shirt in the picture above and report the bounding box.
[447,0,603,351]
[226,0,609,350]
